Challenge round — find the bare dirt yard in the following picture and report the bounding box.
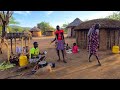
[0,35,120,79]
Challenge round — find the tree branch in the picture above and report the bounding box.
[3,11,6,20]
[9,11,13,18]
[6,11,10,25]
[0,12,4,22]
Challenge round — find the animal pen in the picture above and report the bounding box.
[74,19,120,50]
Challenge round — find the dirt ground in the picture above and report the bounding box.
[0,35,120,79]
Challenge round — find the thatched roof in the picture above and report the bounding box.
[75,19,120,30]
[66,18,82,28]
[30,27,41,32]
[23,30,32,37]
[45,30,54,32]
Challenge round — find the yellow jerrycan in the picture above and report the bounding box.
[112,46,119,54]
[19,54,28,67]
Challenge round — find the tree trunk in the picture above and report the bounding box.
[0,22,6,54]
[1,22,6,43]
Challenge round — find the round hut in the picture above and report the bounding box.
[74,19,120,50]
[30,27,42,37]
[45,30,54,36]
[66,18,82,38]
[23,30,32,39]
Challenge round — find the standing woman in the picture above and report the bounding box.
[87,24,101,66]
[51,25,67,63]
[87,25,95,53]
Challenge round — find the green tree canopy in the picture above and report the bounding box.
[12,27,23,33]
[106,12,120,20]
[0,19,20,34]
[37,21,55,34]
[61,23,69,34]
[9,16,20,25]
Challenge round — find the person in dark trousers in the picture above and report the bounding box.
[87,24,101,66]
[51,25,67,63]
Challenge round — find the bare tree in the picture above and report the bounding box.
[0,11,13,41]
[0,11,13,54]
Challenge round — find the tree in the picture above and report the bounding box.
[0,11,21,55]
[0,16,20,34]
[0,26,2,34]
[0,11,13,42]
[11,27,23,33]
[9,16,20,25]
[106,12,120,20]
[37,21,55,35]
[61,23,69,34]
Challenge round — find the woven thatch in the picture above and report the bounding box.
[66,18,82,28]
[45,30,54,36]
[30,27,41,32]
[45,30,54,32]
[23,30,32,37]
[75,19,120,30]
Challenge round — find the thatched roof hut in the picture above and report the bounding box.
[23,30,32,38]
[66,18,82,38]
[67,18,82,28]
[45,30,54,36]
[74,19,120,50]
[29,27,42,37]
[75,19,120,30]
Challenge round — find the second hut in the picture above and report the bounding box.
[66,18,82,38]
[45,30,54,36]
[30,27,42,37]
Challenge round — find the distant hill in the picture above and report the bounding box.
[9,25,31,30]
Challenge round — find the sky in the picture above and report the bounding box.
[12,11,116,28]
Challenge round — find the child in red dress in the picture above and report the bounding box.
[72,43,78,54]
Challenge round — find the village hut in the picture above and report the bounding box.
[45,30,54,36]
[29,27,42,37]
[23,30,32,39]
[74,19,120,50]
[66,18,82,38]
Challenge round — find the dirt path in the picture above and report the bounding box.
[0,36,120,79]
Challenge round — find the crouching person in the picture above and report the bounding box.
[29,42,44,64]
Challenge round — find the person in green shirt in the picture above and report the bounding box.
[29,42,44,63]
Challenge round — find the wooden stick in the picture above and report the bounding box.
[28,36,30,48]
[4,40,10,61]
[21,37,23,54]
[25,37,26,47]
[15,38,16,53]
[10,38,13,54]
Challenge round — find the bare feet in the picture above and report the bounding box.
[57,59,61,62]
[63,60,67,63]
[97,63,101,66]
[89,60,92,62]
